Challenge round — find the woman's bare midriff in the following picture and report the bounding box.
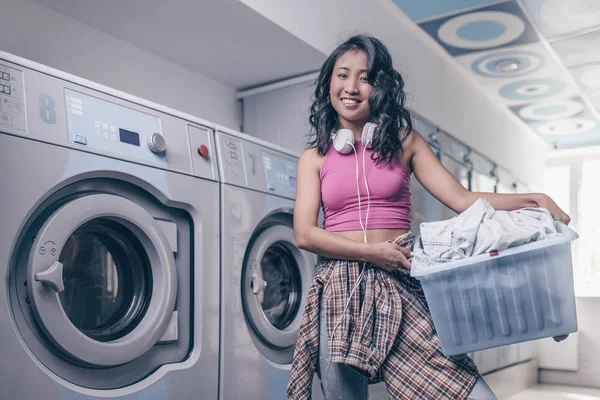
[331,228,410,244]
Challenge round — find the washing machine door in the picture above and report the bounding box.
[242,223,313,350]
[27,193,177,367]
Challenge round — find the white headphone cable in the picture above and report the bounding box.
[353,145,367,239]
[362,142,371,238]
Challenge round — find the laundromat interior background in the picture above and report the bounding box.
[2,0,600,399]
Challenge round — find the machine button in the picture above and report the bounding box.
[73,134,87,145]
[198,144,209,158]
[147,132,166,154]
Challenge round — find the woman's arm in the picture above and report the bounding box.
[408,130,571,341]
[408,130,570,224]
[294,148,411,269]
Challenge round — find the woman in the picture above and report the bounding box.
[287,35,570,400]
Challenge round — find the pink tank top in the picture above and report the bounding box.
[320,141,412,231]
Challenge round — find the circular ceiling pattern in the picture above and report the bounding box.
[537,118,597,135]
[519,99,584,121]
[499,78,567,101]
[438,11,526,50]
[471,50,544,78]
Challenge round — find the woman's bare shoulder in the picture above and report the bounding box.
[299,147,325,169]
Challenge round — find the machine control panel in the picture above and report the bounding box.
[219,134,247,186]
[217,131,298,198]
[65,89,165,164]
[260,151,297,198]
[0,56,219,180]
[0,63,26,133]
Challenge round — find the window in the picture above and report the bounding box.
[543,166,570,216]
[545,157,600,296]
[575,160,600,296]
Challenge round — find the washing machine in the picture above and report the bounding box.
[0,52,220,399]
[215,127,317,399]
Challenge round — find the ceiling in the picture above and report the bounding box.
[31,0,326,89]
[33,0,600,151]
[390,0,600,150]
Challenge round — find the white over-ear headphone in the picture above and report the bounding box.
[331,122,377,154]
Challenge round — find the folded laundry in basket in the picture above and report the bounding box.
[413,198,559,267]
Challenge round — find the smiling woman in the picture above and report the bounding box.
[307,35,412,168]
[286,34,569,400]
[328,51,374,132]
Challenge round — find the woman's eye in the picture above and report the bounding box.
[337,74,347,79]
[360,76,369,82]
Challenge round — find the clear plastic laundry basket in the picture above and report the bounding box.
[410,222,579,356]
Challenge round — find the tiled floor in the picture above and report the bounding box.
[507,385,600,400]
[314,382,600,399]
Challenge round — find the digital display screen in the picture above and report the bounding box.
[261,151,298,197]
[119,129,140,146]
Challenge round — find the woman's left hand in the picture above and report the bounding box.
[536,194,571,225]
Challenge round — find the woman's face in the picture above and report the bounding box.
[329,49,374,130]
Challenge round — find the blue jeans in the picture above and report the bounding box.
[317,301,496,399]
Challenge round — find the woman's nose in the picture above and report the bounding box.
[344,80,359,95]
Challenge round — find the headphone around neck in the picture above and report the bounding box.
[327,121,378,244]
[331,122,377,154]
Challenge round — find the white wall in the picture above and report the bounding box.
[538,295,600,387]
[237,0,547,189]
[0,0,241,130]
[242,80,314,155]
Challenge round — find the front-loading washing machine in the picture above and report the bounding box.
[214,127,317,399]
[0,52,220,399]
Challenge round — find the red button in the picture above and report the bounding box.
[198,144,209,158]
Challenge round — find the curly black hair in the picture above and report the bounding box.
[307,34,412,166]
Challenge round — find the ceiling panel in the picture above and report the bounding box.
[570,64,600,92]
[551,30,600,68]
[587,91,600,111]
[419,1,539,56]
[391,0,496,22]
[520,0,600,39]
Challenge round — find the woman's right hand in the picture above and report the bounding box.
[366,242,412,271]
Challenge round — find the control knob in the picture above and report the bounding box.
[147,132,166,154]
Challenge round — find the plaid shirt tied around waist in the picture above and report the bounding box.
[287,233,478,399]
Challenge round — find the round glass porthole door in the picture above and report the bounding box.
[242,223,314,350]
[57,219,150,342]
[27,193,177,366]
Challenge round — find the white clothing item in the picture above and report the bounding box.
[413,199,559,267]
